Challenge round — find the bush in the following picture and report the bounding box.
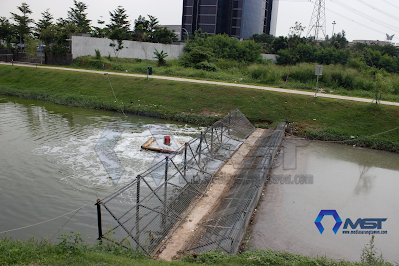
[360,235,386,265]
[88,60,104,69]
[214,59,244,70]
[247,64,269,79]
[195,61,217,72]
[347,57,367,70]
[392,82,399,95]
[354,79,374,91]
[154,48,168,67]
[95,49,101,60]
[184,33,262,62]
[180,46,214,67]
[330,72,355,89]
[289,68,315,83]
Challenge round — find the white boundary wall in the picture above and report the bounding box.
[71,36,185,60]
[261,54,277,63]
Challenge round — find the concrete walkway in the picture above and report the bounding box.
[1,62,399,107]
[158,128,267,261]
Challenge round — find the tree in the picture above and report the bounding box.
[10,2,34,46]
[67,0,91,34]
[250,33,275,53]
[152,27,177,44]
[324,30,348,49]
[133,15,160,42]
[109,28,127,70]
[35,9,53,31]
[272,36,288,53]
[284,21,306,86]
[42,18,80,56]
[23,33,39,60]
[107,6,130,32]
[251,33,275,44]
[91,17,108,38]
[35,9,54,44]
[0,17,15,44]
[133,15,149,41]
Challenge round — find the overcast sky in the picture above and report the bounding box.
[1,0,399,43]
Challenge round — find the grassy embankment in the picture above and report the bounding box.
[0,64,398,152]
[71,56,399,103]
[0,234,389,266]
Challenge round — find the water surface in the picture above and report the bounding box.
[250,137,399,263]
[0,95,201,242]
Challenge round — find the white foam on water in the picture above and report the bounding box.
[34,121,202,187]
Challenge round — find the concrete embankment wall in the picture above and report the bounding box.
[71,36,185,60]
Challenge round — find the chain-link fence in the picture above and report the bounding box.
[184,123,286,254]
[96,110,255,256]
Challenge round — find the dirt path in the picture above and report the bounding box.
[157,128,267,261]
[1,62,398,107]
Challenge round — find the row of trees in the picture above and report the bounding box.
[2,3,399,75]
[250,22,399,74]
[0,1,178,55]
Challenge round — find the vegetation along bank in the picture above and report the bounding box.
[0,64,398,153]
[0,234,390,266]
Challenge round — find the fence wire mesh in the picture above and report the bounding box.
[184,123,286,255]
[96,110,255,256]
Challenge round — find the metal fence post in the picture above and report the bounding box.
[221,123,223,143]
[136,175,140,240]
[163,156,169,224]
[198,132,203,167]
[211,127,213,152]
[96,199,103,244]
[184,143,188,179]
[228,114,231,135]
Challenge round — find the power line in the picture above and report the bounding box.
[326,7,392,38]
[332,0,399,35]
[356,0,399,22]
[381,0,399,11]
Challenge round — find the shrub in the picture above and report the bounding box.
[360,235,386,265]
[347,56,368,70]
[354,79,374,91]
[88,60,104,69]
[214,59,243,70]
[153,48,168,67]
[392,82,399,95]
[276,49,292,65]
[247,64,269,79]
[184,33,262,62]
[195,61,217,72]
[95,49,101,60]
[289,68,314,83]
[180,46,213,67]
[330,72,355,89]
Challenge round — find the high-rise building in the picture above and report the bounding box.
[181,0,279,40]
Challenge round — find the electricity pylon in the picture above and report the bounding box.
[306,0,327,40]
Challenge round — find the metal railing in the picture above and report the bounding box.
[184,123,286,254]
[96,110,255,256]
